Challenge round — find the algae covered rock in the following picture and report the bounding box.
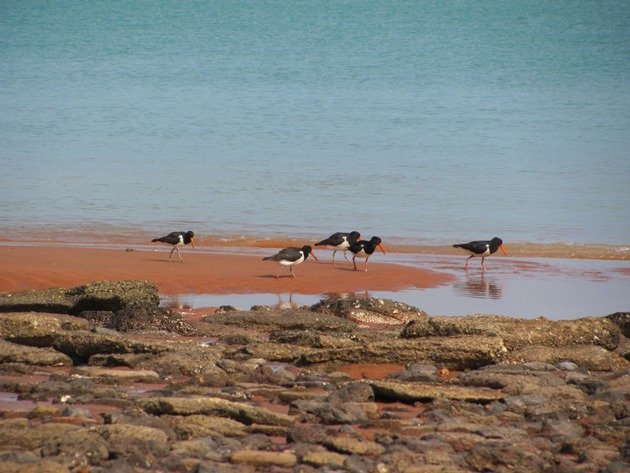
[401,315,622,351]
[311,296,427,325]
[0,280,160,315]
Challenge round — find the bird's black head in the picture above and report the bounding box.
[369,236,386,254]
[349,231,361,241]
[184,231,195,246]
[490,237,507,256]
[302,245,318,261]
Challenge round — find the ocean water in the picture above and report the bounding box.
[1,0,629,245]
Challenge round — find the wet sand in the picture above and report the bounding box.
[0,245,454,295]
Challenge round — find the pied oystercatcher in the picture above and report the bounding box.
[151,230,195,262]
[453,237,507,270]
[315,231,361,265]
[348,236,386,272]
[263,245,318,279]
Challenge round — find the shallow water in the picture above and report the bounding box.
[1,0,629,245]
[163,255,630,320]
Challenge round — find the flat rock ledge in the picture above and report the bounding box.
[140,396,295,427]
[369,380,505,403]
[310,295,428,325]
[0,281,193,334]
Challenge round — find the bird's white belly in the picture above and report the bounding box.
[353,250,368,258]
[471,246,491,257]
[324,244,349,251]
[279,255,305,266]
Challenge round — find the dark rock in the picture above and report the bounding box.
[230,450,297,467]
[311,296,427,325]
[86,306,194,334]
[290,398,374,424]
[330,381,375,403]
[287,424,328,444]
[204,309,356,332]
[0,312,90,339]
[607,312,630,337]
[401,315,623,351]
[540,418,585,442]
[0,280,160,315]
[215,305,238,314]
[558,361,579,371]
[369,380,504,404]
[323,434,385,455]
[140,396,295,426]
[166,415,247,440]
[0,418,109,469]
[344,454,376,473]
[0,460,71,473]
[390,363,439,382]
[72,280,160,312]
[0,339,72,366]
[503,345,628,371]
[7,328,168,363]
[217,334,255,345]
[239,433,273,450]
[294,336,507,369]
[250,305,272,311]
[466,441,552,472]
[94,423,169,460]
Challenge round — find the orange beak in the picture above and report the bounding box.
[500,244,507,256]
[310,250,319,261]
[378,243,386,255]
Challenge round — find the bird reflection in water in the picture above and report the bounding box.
[453,273,503,299]
[273,293,300,310]
[161,295,193,311]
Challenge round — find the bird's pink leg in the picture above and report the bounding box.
[464,255,473,270]
[481,257,486,271]
[352,256,358,271]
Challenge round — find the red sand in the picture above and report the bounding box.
[0,245,454,295]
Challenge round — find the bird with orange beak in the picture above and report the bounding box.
[348,236,386,272]
[151,230,195,262]
[453,237,507,270]
[263,245,318,278]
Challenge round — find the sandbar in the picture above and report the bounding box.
[0,245,454,295]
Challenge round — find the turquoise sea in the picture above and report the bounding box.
[1,0,629,245]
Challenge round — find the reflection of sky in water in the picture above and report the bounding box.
[162,255,630,320]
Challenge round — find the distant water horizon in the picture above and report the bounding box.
[1,1,629,246]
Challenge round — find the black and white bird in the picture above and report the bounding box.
[453,237,507,271]
[263,245,318,278]
[348,236,386,272]
[315,231,361,265]
[151,230,195,262]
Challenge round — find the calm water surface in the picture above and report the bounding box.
[1,1,629,244]
[163,255,630,320]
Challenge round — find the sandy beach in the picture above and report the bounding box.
[0,244,455,295]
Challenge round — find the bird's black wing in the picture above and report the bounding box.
[263,247,302,262]
[348,240,366,254]
[315,232,346,247]
[152,231,184,245]
[453,240,489,254]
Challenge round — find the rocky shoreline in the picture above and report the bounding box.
[0,281,628,472]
